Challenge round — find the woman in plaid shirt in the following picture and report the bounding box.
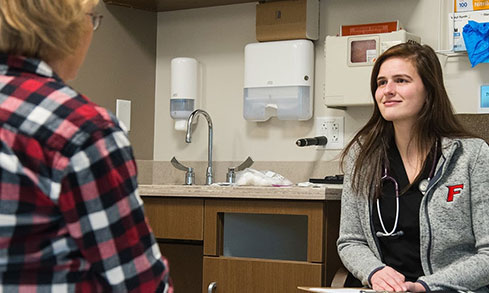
[0,0,172,291]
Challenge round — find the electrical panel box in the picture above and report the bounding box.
[324,30,420,107]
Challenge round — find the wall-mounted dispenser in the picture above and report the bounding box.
[243,40,314,121]
[170,57,198,131]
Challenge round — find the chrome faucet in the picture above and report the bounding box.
[186,109,213,185]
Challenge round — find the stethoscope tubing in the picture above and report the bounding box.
[376,167,400,237]
[376,140,439,238]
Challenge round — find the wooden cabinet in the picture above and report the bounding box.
[203,256,322,293]
[203,199,341,292]
[143,197,204,240]
[103,0,257,12]
[203,199,324,261]
[143,197,204,293]
[159,242,203,293]
[142,195,341,293]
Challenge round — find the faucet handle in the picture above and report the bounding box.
[171,156,189,171]
[171,156,194,185]
[226,156,254,183]
[235,156,254,171]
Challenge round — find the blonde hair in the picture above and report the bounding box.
[0,0,99,61]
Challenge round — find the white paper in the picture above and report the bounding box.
[300,289,375,293]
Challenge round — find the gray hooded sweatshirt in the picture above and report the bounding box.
[337,137,489,292]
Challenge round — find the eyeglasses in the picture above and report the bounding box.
[86,12,103,31]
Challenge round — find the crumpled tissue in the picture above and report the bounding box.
[462,20,489,67]
[235,168,293,186]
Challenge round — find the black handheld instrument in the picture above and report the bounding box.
[296,136,328,147]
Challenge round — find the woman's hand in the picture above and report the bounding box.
[404,281,426,292]
[371,266,408,292]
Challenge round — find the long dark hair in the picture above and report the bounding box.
[341,41,473,199]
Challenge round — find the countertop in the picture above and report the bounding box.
[139,184,342,200]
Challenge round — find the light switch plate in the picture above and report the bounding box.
[116,99,131,131]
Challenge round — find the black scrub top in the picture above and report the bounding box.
[372,140,439,282]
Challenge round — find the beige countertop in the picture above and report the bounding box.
[139,184,342,200]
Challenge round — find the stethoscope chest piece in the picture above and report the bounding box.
[418,178,430,195]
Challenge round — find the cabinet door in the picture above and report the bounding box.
[204,199,324,262]
[160,242,203,293]
[143,197,204,240]
[203,256,322,293]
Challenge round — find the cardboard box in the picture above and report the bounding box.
[340,21,402,36]
[448,10,489,51]
[256,0,319,42]
[454,0,489,12]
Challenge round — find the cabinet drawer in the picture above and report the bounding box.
[143,197,204,240]
[203,256,322,293]
[204,199,324,262]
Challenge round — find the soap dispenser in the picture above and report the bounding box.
[170,57,198,131]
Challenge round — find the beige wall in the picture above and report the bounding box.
[70,3,157,160]
[154,3,350,163]
[154,0,489,163]
[71,0,489,163]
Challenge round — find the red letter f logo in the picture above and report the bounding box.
[447,184,464,202]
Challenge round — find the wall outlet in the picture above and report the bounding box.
[315,116,344,150]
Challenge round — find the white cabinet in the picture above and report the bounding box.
[324,31,420,107]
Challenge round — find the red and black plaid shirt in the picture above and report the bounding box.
[0,54,172,292]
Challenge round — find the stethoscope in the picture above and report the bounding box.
[376,141,438,238]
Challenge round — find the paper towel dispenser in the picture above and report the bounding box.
[243,40,314,121]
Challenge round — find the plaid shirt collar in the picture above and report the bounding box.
[0,53,62,82]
